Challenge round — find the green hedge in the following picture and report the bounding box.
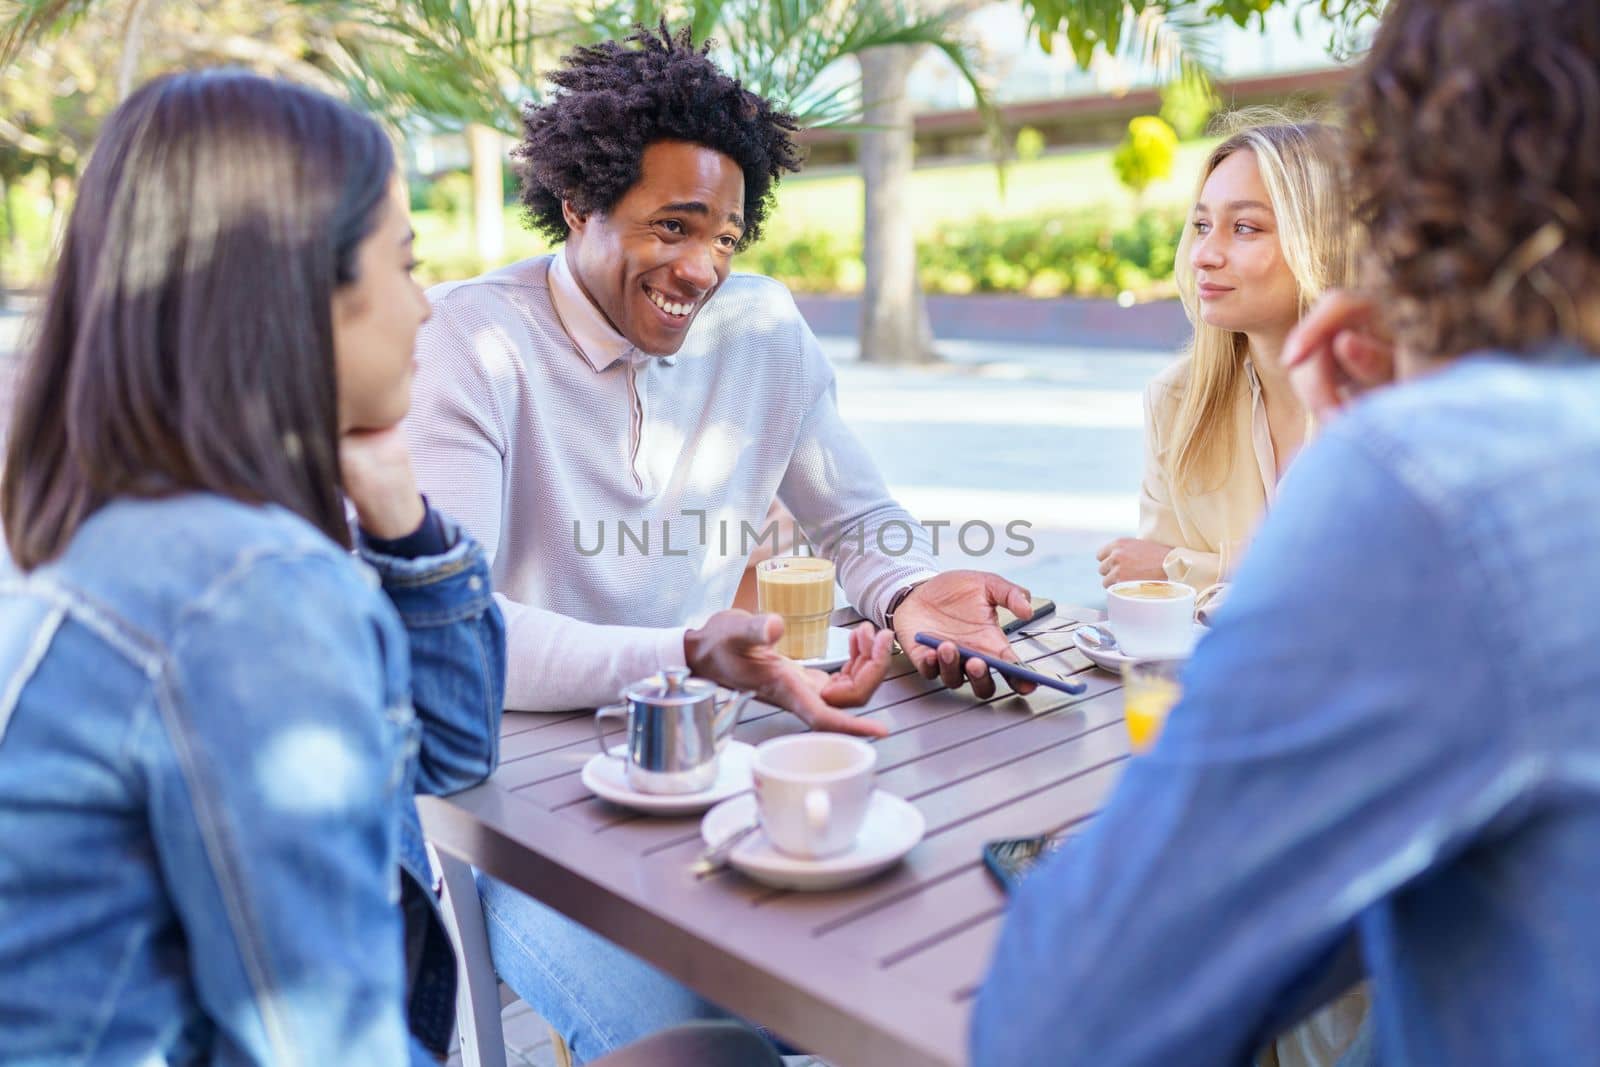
[743,207,1185,299]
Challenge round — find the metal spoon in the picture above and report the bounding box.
[691,821,759,878]
[1076,623,1121,652]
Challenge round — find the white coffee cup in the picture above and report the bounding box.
[752,734,876,859]
[1106,580,1197,658]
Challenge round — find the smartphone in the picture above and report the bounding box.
[1000,596,1056,633]
[982,834,1062,892]
[913,632,1087,695]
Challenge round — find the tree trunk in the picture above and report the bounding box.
[48,172,73,250]
[468,124,506,268]
[858,45,936,366]
[0,172,12,301]
[117,0,157,101]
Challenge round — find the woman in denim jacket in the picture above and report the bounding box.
[0,72,506,1064]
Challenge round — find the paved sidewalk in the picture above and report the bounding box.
[796,293,1190,350]
[444,994,559,1067]
[818,333,1171,612]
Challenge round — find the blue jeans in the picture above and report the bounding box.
[479,872,733,1064]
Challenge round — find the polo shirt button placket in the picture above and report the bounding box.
[627,350,650,495]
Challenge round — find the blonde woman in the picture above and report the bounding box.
[1098,116,1356,592]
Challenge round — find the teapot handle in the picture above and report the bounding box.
[712,689,753,750]
[594,702,630,763]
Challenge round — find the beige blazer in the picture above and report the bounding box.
[1138,357,1282,590]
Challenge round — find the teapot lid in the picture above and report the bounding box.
[622,666,718,706]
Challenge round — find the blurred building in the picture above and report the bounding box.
[798,3,1360,166]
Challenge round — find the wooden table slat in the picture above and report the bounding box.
[882,912,1009,1002]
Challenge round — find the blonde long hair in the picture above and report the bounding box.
[1168,111,1356,493]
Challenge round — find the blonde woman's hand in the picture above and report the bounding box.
[1281,289,1395,419]
[1096,538,1171,588]
[339,425,425,539]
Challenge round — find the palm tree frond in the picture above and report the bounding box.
[711,0,992,135]
[0,0,99,67]
[1133,5,1219,83]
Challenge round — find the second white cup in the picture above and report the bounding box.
[752,734,876,859]
[1106,579,1197,658]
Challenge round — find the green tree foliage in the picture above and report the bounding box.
[0,0,386,284]
[0,0,369,183]
[425,170,474,219]
[1159,72,1216,139]
[1020,0,1384,70]
[273,0,995,139]
[1,0,1000,174]
[1112,114,1177,196]
[740,205,1186,299]
[1014,125,1047,162]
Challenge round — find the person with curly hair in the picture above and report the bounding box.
[403,23,1040,1063]
[975,0,1600,1063]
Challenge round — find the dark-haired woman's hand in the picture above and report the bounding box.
[1282,290,1395,419]
[339,425,425,540]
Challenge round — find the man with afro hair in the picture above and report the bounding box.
[403,29,1038,1057]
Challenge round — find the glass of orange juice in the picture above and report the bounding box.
[1122,657,1185,753]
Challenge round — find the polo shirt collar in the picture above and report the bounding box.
[549,244,634,372]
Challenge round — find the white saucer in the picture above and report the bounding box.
[700,790,924,891]
[1072,621,1208,672]
[792,625,853,672]
[581,741,754,816]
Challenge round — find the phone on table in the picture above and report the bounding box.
[982,834,1062,892]
[1001,596,1055,633]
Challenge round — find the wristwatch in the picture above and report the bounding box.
[881,579,930,635]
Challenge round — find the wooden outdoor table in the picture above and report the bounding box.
[419,606,1131,1067]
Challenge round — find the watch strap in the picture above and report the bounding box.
[882,579,930,632]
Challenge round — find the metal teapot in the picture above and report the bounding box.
[594,667,752,794]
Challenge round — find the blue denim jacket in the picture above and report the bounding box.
[0,493,506,1066]
[974,351,1600,1066]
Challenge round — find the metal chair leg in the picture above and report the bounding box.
[428,843,508,1067]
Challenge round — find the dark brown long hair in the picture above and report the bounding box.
[2,69,394,569]
[1346,0,1600,360]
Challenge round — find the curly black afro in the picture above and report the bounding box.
[514,22,803,251]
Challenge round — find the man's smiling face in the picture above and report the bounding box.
[562,140,746,356]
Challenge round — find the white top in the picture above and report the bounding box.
[1242,360,1284,506]
[404,251,938,711]
[1138,357,1291,590]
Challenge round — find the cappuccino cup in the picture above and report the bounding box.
[752,734,875,859]
[1106,580,1196,658]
